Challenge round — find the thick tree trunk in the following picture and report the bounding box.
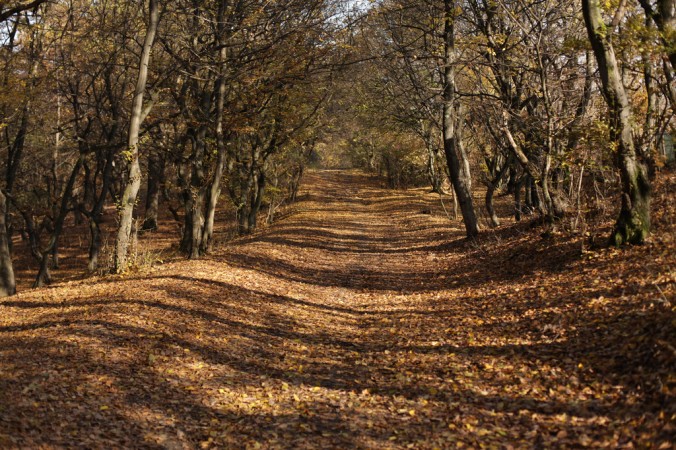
[114,0,159,272]
[583,0,651,245]
[442,0,479,238]
[0,190,16,297]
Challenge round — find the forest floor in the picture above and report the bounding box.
[0,170,674,449]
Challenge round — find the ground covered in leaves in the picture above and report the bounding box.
[0,170,674,449]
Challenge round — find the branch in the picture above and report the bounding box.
[0,0,50,23]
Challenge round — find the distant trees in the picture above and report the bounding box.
[334,0,672,242]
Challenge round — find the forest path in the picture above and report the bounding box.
[0,170,673,449]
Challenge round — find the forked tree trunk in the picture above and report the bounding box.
[114,0,159,272]
[35,155,83,287]
[0,190,16,297]
[583,0,651,245]
[442,0,479,238]
[486,162,509,228]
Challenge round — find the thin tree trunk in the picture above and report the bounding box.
[201,23,228,253]
[514,179,522,222]
[0,190,16,297]
[486,162,509,228]
[583,0,651,245]
[142,150,163,231]
[442,0,479,238]
[201,150,226,252]
[35,155,83,287]
[114,0,159,272]
[248,171,266,232]
[87,150,114,273]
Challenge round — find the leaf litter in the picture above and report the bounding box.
[0,170,673,449]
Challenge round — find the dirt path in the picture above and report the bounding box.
[0,170,673,449]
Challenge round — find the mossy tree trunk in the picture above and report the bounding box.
[582,0,651,245]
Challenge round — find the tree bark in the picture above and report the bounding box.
[201,6,229,253]
[142,149,164,231]
[0,190,16,297]
[583,0,651,245]
[35,155,83,287]
[184,126,208,259]
[485,161,509,228]
[114,0,159,272]
[248,171,266,232]
[442,0,479,238]
[87,149,115,273]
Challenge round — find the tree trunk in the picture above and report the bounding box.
[442,0,479,238]
[35,155,83,287]
[142,150,164,231]
[485,161,509,228]
[583,0,651,245]
[661,0,676,68]
[114,0,159,272]
[514,179,522,222]
[186,126,208,259]
[201,24,229,253]
[201,151,224,253]
[87,218,101,273]
[486,182,500,228]
[86,148,115,273]
[248,171,266,232]
[0,190,16,297]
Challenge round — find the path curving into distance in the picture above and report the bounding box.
[0,170,671,448]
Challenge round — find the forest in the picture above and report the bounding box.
[0,0,674,448]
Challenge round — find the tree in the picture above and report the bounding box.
[114,0,160,272]
[0,190,15,296]
[582,0,651,245]
[442,0,480,238]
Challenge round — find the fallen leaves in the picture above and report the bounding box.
[0,170,673,448]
